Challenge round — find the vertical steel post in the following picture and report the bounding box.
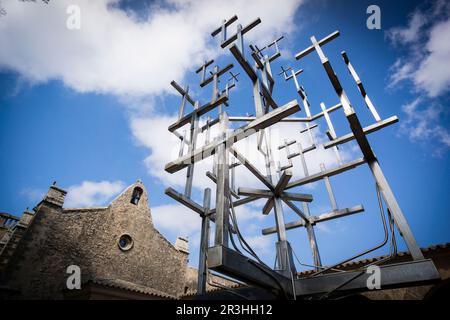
[184,101,200,198]
[212,65,219,103]
[321,163,338,211]
[309,35,424,260]
[221,19,227,44]
[236,24,244,56]
[178,85,189,120]
[303,202,322,270]
[198,188,211,295]
[214,112,230,247]
[368,160,424,259]
[179,129,186,157]
[265,129,296,276]
[298,141,309,177]
[320,102,342,165]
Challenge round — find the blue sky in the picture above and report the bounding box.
[0,0,449,270]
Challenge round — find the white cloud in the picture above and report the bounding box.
[387,1,450,97]
[413,19,450,97]
[20,187,46,203]
[151,203,201,237]
[387,11,426,45]
[0,0,304,97]
[65,180,125,207]
[399,98,450,154]
[245,235,273,256]
[386,1,450,152]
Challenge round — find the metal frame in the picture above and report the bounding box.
[163,16,440,299]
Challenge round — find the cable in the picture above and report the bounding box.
[291,248,346,273]
[316,183,397,299]
[307,183,391,278]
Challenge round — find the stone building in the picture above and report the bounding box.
[0,181,449,300]
[0,181,191,299]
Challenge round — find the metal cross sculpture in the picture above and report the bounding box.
[164,16,440,299]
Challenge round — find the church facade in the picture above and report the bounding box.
[0,181,195,299]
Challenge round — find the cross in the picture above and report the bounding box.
[212,15,261,55]
[221,72,240,106]
[171,80,195,120]
[277,132,317,174]
[278,139,296,171]
[249,36,284,97]
[252,36,285,67]
[238,170,313,217]
[294,30,424,260]
[195,59,214,84]
[279,65,314,118]
[320,102,342,165]
[165,100,300,173]
[199,63,234,106]
[184,101,200,198]
[211,15,238,44]
[267,36,284,61]
[341,51,381,122]
[262,163,365,242]
[237,168,311,277]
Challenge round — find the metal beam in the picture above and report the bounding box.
[230,44,258,81]
[207,245,293,294]
[262,205,364,235]
[170,80,195,106]
[227,103,342,123]
[323,116,398,149]
[211,15,238,37]
[286,158,367,189]
[229,43,278,110]
[310,205,364,224]
[294,259,440,296]
[295,30,340,60]
[165,187,205,216]
[229,147,274,191]
[281,191,313,202]
[165,99,300,173]
[208,195,259,215]
[238,187,273,199]
[197,188,211,295]
[168,94,229,132]
[221,18,261,48]
[262,197,274,215]
[368,159,424,260]
[238,187,313,203]
[274,170,292,195]
[206,171,240,199]
[200,63,234,87]
[282,199,309,221]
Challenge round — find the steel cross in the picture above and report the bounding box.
[212,15,261,55]
[199,62,234,106]
[171,80,195,120]
[195,59,214,84]
[295,30,424,260]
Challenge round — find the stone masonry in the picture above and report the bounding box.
[0,181,189,299]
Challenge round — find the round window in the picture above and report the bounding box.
[118,234,133,251]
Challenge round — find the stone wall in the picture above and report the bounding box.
[0,181,189,299]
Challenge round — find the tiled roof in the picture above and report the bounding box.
[297,242,450,276]
[87,278,177,299]
[183,281,242,297]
